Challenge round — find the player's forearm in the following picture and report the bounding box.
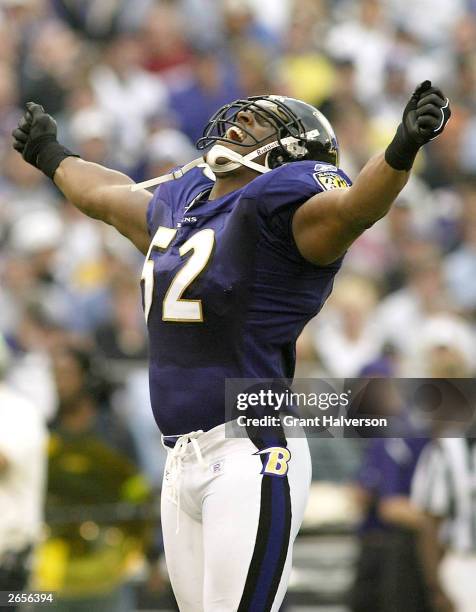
[342,152,409,229]
[54,157,134,224]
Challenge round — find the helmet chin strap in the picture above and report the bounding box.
[130,136,300,192]
[205,144,272,174]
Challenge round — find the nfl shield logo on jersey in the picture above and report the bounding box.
[313,168,350,191]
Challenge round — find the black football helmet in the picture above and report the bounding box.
[196,95,339,168]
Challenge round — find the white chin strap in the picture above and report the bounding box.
[205,144,273,174]
[130,136,300,192]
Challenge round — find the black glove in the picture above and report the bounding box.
[12,102,78,179]
[385,81,451,171]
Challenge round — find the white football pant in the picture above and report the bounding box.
[161,423,311,611]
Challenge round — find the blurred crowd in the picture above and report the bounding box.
[0,0,476,610]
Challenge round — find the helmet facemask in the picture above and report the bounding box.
[197,96,302,152]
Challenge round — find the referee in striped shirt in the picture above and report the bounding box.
[412,437,476,612]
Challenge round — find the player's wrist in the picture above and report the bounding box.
[33,139,80,180]
[384,124,420,172]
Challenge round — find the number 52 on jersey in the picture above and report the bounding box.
[141,226,215,323]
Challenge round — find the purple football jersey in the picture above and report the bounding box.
[143,161,351,435]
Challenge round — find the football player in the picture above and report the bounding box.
[12,81,450,611]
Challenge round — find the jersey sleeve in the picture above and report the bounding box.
[247,161,352,263]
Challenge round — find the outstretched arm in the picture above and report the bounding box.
[54,158,152,254]
[292,82,451,266]
[12,103,152,254]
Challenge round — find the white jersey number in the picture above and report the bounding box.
[142,227,215,323]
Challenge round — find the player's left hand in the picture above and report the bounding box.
[402,80,451,146]
[385,81,451,171]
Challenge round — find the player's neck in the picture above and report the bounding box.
[208,167,259,200]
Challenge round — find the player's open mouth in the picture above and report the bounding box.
[225,126,246,143]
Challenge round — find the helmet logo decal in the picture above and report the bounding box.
[313,110,336,140]
[305,128,320,139]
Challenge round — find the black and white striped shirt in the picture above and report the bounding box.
[412,438,476,553]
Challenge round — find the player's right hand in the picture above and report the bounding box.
[12,102,58,166]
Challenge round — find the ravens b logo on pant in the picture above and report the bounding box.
[255,447,291,477]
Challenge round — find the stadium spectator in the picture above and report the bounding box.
[312,274,382,377]
[412,437,476,612]
[351,436,431,612]
[0,335,47,602]
[373,248,455,372]
[444,181,476,312]
[93,272,148,363]
[88,33,168,168]
[0,148,58,222]
[51,0,153,41]
[6,304,58,422]
[33,345,153,611]
[280,20,335,107]
[139,2,192,75]
[410,322,476,612]
[68,107,115,166]
[18,20,82,115]
[144,127,197,182]
[166,47,244,143]
[414,315,476,378]
[325,0,392,104]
